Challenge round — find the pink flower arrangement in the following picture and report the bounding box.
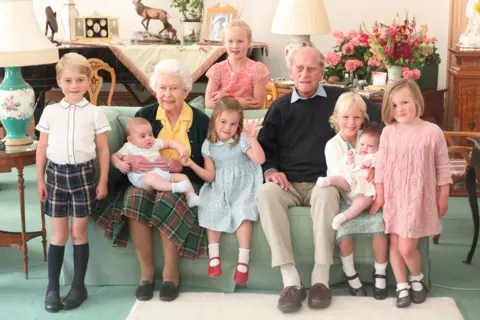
[345,60,364,72]
[325,13,440,84]
[402,67,421,80]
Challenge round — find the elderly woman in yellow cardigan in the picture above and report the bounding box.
[95,59,209,302]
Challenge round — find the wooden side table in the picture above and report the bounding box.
[0,141,47,279]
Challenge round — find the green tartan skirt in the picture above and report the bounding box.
[93,184,208,259]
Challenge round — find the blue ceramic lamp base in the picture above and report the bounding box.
[0,67,36,146]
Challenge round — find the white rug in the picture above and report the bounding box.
[127,292,464,320]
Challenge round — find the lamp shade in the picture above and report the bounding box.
[0,0,59,67]
[271,0,331,36]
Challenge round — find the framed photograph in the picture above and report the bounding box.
[372,72,387,86]
[74,17,85,38]
[109,18,120,38]
[204,4,237,42]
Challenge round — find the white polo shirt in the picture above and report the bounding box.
[36,98,111,165]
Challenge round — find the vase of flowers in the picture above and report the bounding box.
[325,29,385,84]
[387,65,402,84]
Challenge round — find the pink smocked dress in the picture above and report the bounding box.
[206,59,270,103]
[374,121,452,238]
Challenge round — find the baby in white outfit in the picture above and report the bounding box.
[317,129,380,230]
[111,117,200,207]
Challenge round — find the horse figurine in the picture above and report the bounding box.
[132,0,170,32]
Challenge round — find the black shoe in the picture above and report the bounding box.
[372,272,388,300]
[44,290,62,313]
[135,280,155,301]
[159,281,179,302]
[410,279,428,304]
[345,273,366,296]
[62,287,88,310]
[396,288,411,308]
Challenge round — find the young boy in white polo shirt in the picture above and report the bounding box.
[36,53,111,313]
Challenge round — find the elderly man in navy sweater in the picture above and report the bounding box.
[257,47,381,313]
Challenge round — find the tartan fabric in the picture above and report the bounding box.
[93,183,208,259]
[44,160,96,218]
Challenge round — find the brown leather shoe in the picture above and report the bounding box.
[277,284,307,313]
[308,283,332,309]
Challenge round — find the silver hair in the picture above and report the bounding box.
[149,59,192,95]
[288,47,325,69]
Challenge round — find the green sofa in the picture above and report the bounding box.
[59,101,430,292]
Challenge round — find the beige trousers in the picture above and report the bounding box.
[257,181,340,268]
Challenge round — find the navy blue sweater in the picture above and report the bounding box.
[257,86,381,182]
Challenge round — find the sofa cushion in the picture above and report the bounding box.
[189,96,205,112]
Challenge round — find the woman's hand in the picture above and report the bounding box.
[116,160,131,174]
[243,116,263,138]
[265,170,289,190]
[154,157,183,173]
[126,155,156,173]
[37,180,48,203]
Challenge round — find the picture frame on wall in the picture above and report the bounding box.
[204,4,237,42]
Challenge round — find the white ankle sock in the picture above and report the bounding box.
[341,253,362,289]
[316,177,331,187]
[280,263,301,288]
[332,213,347,230]
[172,180,190,193]
[208,243,220,267]
[409,273,424,291]
[374,261,388,289]
[237,248,250,272]
[311,264,330,288]
[186,193,200,207]
[397,282,410,298]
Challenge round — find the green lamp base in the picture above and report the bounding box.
[0,67,36,146]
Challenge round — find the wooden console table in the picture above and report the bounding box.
[0,142,47,279]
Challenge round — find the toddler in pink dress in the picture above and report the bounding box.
[205,20,270,109]
[370,79,452,308]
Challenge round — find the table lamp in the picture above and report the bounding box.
[0,0,59,146]
[271,0,331,67]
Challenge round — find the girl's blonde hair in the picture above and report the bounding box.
[207,96,244,146]
[382,78,424,125]
[222,19,252,42]
[329,91,369,132]
[55,52,92,79]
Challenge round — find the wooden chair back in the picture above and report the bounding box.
[87,58,116,106]
[444,131,480,196]
[263,80,279,109]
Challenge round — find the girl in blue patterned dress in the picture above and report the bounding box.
[180,96,265,284]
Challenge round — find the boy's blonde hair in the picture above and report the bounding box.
[329,91,369,132]
[222,19,252,42]
[207,96,244,146]
[382,78,424,125]
[55,53,92,79]
[126,117,151,136]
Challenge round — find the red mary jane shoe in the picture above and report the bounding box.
[208,257,222,278]
[234,262,249,285]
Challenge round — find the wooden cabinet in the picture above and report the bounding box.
[448,48,480,133]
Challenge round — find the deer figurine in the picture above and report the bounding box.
[132,0,169,32]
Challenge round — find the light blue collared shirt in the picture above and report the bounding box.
[291,84,327,103]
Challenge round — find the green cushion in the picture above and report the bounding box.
[189,96,205,112]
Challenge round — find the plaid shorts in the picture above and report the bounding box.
[44,160,96,218]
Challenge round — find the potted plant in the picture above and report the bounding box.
[171,0,204,43]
